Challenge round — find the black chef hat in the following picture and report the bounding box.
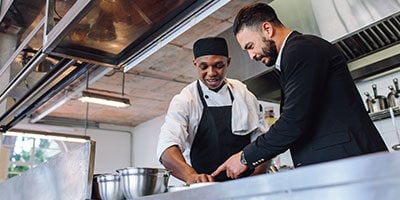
[193,37,229,58]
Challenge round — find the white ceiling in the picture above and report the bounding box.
[45,0,264,127]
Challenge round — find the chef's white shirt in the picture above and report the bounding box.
[157,78,268,163]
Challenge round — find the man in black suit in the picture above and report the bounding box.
[212,3,388,179]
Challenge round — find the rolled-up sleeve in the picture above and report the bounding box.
[157,91,192,161]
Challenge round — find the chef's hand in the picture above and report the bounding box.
[211,151,248,179]
[187,173,214,184]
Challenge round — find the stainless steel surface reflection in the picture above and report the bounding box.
[0,142,94,200]
[134,152,400,200]
[61,0,192,56]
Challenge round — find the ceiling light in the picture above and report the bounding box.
[78,90,130,107]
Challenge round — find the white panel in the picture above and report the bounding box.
[131,115,164,168]
[131,115,186,186]
[86,129,131,174]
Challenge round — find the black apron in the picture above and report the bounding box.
[190,81,253,182]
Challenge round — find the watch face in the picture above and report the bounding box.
[240,152,247,165]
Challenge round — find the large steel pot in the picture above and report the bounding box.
[93,174,124,200]
[117,167,169,199]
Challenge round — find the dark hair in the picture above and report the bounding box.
[233,3,283,35]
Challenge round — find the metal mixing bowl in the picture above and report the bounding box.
[117,167,169,199]
[95,174,124,200]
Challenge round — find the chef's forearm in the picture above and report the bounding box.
[160,145,197,182]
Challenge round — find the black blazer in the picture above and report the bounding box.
[244,31,388,168]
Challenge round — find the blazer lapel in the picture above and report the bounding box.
[277,31,302,113]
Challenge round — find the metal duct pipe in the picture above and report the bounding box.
[1,63,96,131]
[0,52,46,104]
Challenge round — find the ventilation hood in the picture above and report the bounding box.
[238,0,400,103]
[0,0,228,131]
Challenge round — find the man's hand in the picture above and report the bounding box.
[211,151,248,179]
[161,146,214,184]
[186,173,214,184]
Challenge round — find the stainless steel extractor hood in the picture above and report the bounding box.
[43,0,228,68]
[311,0,400,80]
[0,0,229,131]
[236,0,400,103]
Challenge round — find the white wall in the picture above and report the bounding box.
[131,115,185,186]
[88,128,131,173]
[131,115,164,168]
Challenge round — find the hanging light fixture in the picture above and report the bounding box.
[78,70,130,107]
[79,90,130,107]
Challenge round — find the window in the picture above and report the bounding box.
[0,131,89,179]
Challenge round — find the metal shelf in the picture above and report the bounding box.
[369,107,400,121]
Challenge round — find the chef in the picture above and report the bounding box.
[157,37,268,183]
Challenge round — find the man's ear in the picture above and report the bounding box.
[227,57,231,66]
[262,22,274,38]
[193,59,197,68]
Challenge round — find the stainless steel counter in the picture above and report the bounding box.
[137,151,400,200]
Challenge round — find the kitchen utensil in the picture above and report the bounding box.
[117,167,169,199]
[394,78,400,92]
[388,85,400,108]
[387,78,400,108]
[94,173,124,200]
[372,84,388,111]
[364,92,375,113]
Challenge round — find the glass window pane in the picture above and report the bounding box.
[10,137,34,163]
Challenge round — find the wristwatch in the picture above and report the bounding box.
[240,151,247,165]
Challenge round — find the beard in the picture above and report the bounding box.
[255,37,278,67]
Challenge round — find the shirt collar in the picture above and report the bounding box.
[198,79,228,94]
[275,31,293,71]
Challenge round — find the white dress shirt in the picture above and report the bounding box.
[275,31,293,71]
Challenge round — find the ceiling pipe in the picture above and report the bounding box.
[0,58,75,128]
[2,63,98,131]
[0,52,46,105]
[0,18,45,78]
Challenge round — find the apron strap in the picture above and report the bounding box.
[197,80,234,107]
[196,80,208,108]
